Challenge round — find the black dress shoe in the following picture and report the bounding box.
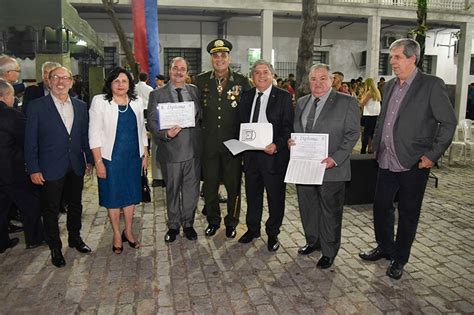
[225,226,236,238]
[69,240,92,253]
[7,223,23,234]
[267,236,279,252]
[204,225,219,236]
[152,179,166,187]
[0,238,20,254]
[183,227,198,241]
[359,247,392,261]
[317,256,334,269]
[386,260,404,280]
[51,248,66,268]
[238,230,260,243]
[165,229,179,243]
[26,240,46,249]
[298,244,320,255]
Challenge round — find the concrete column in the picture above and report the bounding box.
[454,22,473,121]
[261,9,273,62]
[366,15,381,79]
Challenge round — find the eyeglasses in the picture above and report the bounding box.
[51,75,72,82]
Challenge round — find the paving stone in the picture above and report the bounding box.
[0,161,472,313]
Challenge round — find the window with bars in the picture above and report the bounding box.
[274,62,297,79]
[103,47,118,74]
[163,48,201,77]
[379,53,390,75]
[422,55,434,74]
[313,51,329,64]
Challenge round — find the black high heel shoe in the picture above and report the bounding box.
[112,244,123,254]
[122,230,140,248]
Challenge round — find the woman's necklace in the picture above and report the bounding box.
[113,96,129,113]
[216,77,226,94]
[117,103,128,113]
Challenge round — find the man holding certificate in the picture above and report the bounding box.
[147,57,202,243]
[290,64,359,269]
[238,60,294,251]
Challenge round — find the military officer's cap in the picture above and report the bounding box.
[207,39,233,54]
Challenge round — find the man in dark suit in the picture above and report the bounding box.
[22,61,61,115]
[147,57,202,243]
[359,39,457,280]
[22,62,69,215]
[291,64,359,269]
[24,66,93,268]
[0,80,44,253]
[237,60,294,251]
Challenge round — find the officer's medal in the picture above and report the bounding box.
[216,77,225,94]
[227,85,242,108]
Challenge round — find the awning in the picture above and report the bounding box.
[0,0,103,56]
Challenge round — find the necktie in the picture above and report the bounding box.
[252,92,264,123]
[176,88,183,102]
[305,97,320,133]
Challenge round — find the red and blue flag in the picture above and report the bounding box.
[132,0,160,88]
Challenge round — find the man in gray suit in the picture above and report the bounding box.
[290,64,359,269]
[359,39,457,280]
[147,57,201,242]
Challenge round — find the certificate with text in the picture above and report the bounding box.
[284,133,329,185]
[157,101,195,130]
[223,123,273,155]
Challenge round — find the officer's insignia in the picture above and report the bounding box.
[214,40,224,48]
[227,85,242,103]
[231,101,238,108]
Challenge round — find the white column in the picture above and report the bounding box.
[366,15,381,79]
[454,22,473,121]
[261,9,273,62]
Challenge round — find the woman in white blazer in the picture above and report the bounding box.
[89,67,148,254]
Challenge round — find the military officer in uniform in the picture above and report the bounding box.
[195,39,252,238]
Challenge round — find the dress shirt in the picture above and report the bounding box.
[301,88,331,131]
[378,68,418,172]
[170,83,192,102]
[51,93,74,134]
[250,85,272,123]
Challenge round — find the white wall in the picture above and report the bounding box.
[18,15,474,85]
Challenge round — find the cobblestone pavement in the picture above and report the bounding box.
[1,158,473,314]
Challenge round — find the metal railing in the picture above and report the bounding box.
[334,0,469,11]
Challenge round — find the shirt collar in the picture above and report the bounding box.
[170,82,186,91]
[397,68,418,87]
[256,85,272,97]
[51,93,71,105]
[312,88,331,105]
